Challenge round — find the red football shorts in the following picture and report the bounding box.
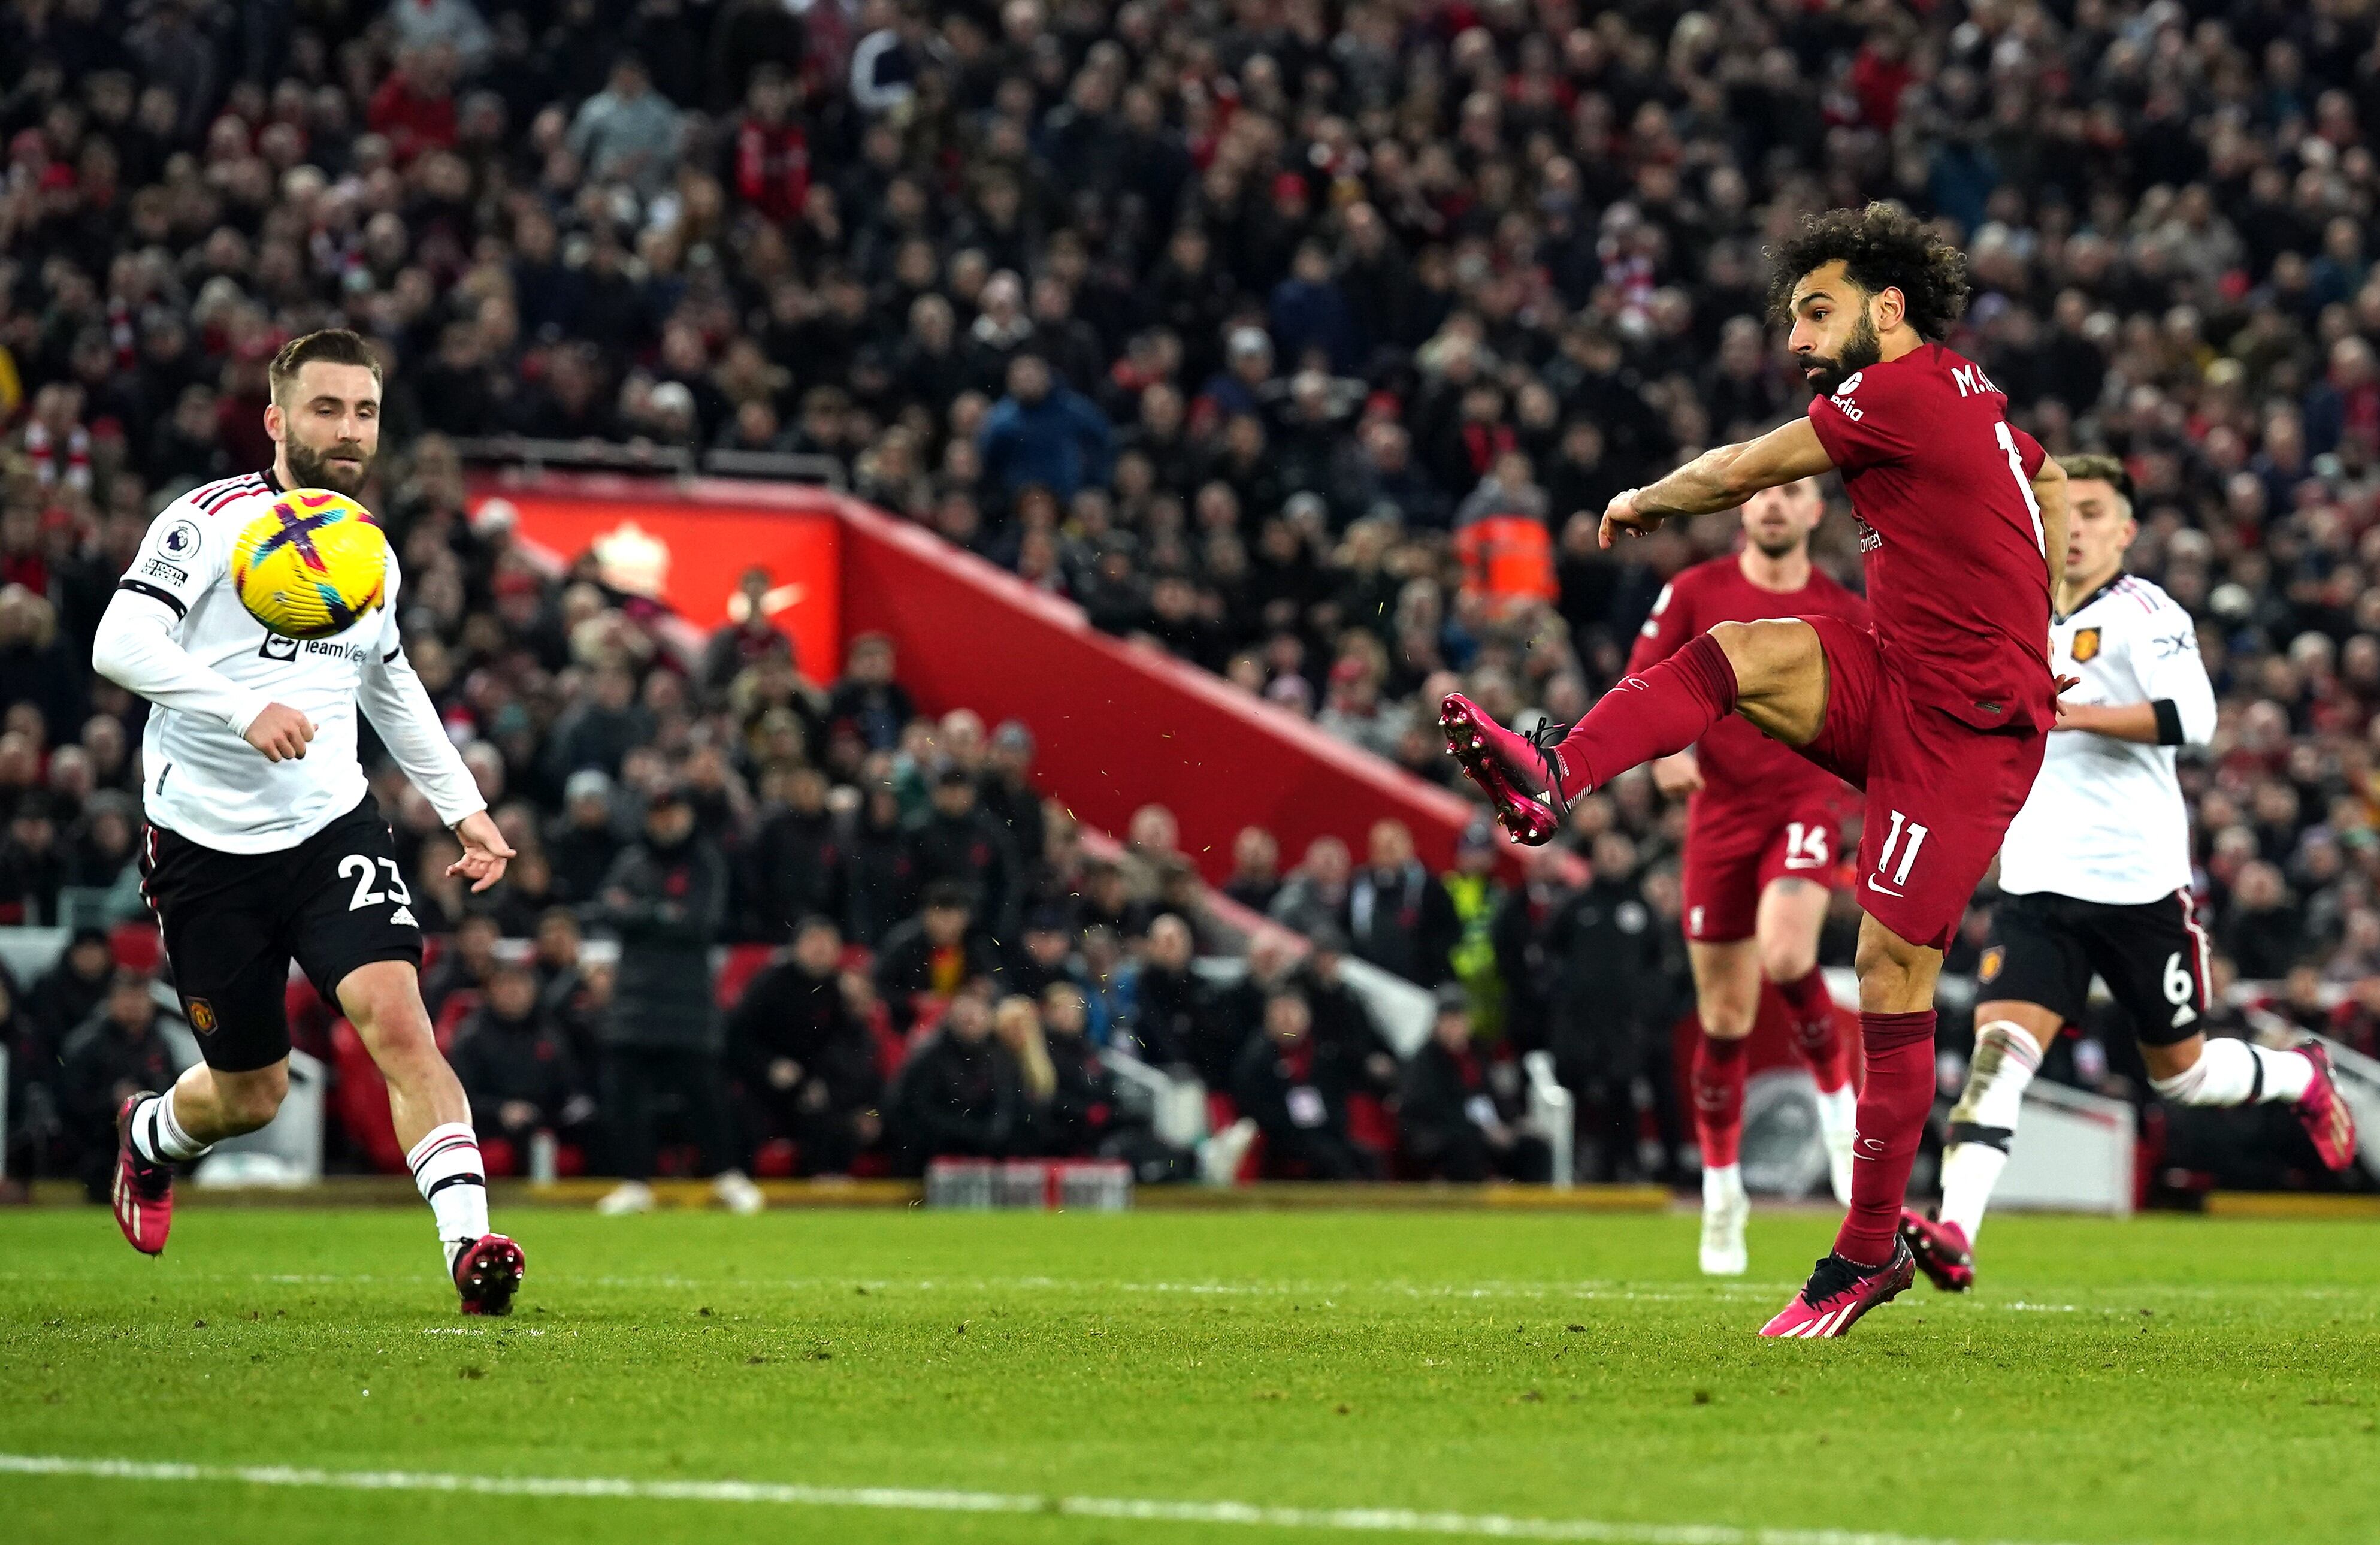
[1681,800,1841,944]
[1792,614,2046,951]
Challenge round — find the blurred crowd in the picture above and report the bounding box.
[5,0,2380,1189]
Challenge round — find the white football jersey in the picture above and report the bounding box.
[1997,574,2215,905]
[98,471,482,854]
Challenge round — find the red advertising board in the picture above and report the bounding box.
[470,480,842,679]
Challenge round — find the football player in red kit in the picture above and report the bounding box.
[1443,204,2070,1337]
[1630,479,1868,1276]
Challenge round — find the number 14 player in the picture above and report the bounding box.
[1626,479,1868,1276]
[94,329,527,1313]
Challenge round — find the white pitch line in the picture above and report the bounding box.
[0,1453,2109,1545]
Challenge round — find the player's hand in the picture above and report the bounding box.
[449,809,516,893]
[244,703,316,762]
[1651,752,1704,797]
[1598,489,1661,548]
[2051,674,2087,729]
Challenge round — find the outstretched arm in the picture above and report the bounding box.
[359,642,513,892]
[1598,419,1837,548]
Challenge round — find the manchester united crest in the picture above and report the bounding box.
[188,997,217,1034]
[2071,627,2101,664]
[1978,946,2004,983]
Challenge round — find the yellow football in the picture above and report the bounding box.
[229,489,389,640]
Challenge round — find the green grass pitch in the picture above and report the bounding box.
[3,1205,2376,1544]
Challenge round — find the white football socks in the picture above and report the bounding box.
[2150,1038,2314,1106]
[129,1090,211,1164]
[406,1122,491,1271]
[1937,1020,2045,1244]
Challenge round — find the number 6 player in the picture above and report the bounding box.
[93,328,527,1314]
[1626,477,1868,1275]
[1901,456,2357,1290]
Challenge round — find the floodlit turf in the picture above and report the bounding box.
[4,1205,2377,1545]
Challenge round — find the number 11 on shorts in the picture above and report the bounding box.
[1873,809,1929,894]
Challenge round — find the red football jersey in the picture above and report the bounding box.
[1805,343,2056,733]
[1626,552,1869,805]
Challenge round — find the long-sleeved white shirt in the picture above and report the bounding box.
[1998,573,2218,905]
[93,471,484,854]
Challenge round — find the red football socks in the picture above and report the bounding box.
[1779,969,1852,1093]
[1552,632,1738,800]
[1834,1009,1937,1266]
[1692,1032,1750,1169]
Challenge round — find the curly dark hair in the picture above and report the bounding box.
[1765,203,1971,340]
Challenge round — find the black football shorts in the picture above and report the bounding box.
[141,793,425,1072]
[1978,888,2213,1048]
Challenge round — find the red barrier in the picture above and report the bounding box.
[835,498,1484,880]
[465,473,1490,882]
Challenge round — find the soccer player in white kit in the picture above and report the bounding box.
[1901,455,2358,1291]
[93,329,528,1313]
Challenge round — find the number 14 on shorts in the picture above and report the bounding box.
[1869,809,1930,897]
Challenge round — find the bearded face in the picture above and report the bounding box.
[1800,305,1882,398]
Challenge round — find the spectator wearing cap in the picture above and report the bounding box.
[450,958,598,1172]
[1003,906,1079,1002]
[0,794,69,926]
[58,967,174,1201]
[27,924,114,1050]
[584,783,760,1214]
[1441,823,1512,1041]
[1194,328,1275,430]
[729,916,884,1175]
[1400,985,1551,1184]
[904,760,1019,938]
[978,720,1045,886]
[978,354,1114,508]
[874,879,1004,1036]
[547,769,623,907]
[1232,987,1381,1181]
[1345,818,1459,990]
